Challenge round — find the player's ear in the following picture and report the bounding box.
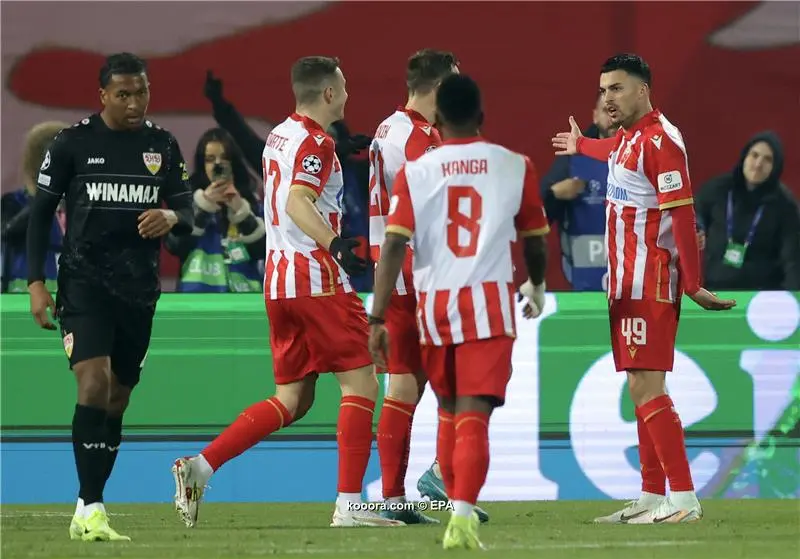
[323,85,334,105]
[99,87,107,107]
[477,111,485,128]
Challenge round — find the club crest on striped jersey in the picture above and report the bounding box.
[143,152,162,175]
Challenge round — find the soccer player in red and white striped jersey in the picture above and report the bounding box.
[172,57,401,529]
[553,54,736,525]
[369,49,467,525]
[369,74,549,550]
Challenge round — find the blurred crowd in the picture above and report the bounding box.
[2,78,798,294]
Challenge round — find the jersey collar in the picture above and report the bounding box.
[442,136,483,145]
[290,113,327,135]
[398,106,431,125]
[623,109,661,136]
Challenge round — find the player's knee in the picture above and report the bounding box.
[107,383,131,418]
[455,395,496,416]
[73,357,111,407]
[387,373,422,404]
[437,396,455,415]
[626,369,667,406]
[292,382,317,423]
[275,376,316,419]
[336,365,378,401]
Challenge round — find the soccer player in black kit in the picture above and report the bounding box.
[26,53,194,542]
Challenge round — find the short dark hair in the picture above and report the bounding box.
[99,52,147,88]
[407,49,458,95]
[291,56,341,105]
[436,74,481,128]
[601,53,652,86]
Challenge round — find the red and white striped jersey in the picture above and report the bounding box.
[261,113,351,300]
[386,137,549,346]
[369,107,441,295]
[604,110,694,303]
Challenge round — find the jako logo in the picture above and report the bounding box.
[87,157,105,165]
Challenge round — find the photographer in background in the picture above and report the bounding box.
[696,131,800,291]
[164,128,265,292]
[1,121,68,292]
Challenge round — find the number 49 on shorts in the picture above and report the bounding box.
[620,316,647,345]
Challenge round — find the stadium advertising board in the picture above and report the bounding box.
[1,291,797,502]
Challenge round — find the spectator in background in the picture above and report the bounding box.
[1,121,68,293]
[202,70,373,290]
[696,131,799,291]
[541,95,619,291]
[164,128,266,292]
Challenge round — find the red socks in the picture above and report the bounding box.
[436,409,455,498]
[452,411,490,504]
[337,395,376,494]
[639,395,694,492]
[635,406,666,495]
[202,397,292,471]
[377,397,416,499]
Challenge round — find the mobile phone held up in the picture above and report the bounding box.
[212,161,232,181]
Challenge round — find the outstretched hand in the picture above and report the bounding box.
[551,116,583,156]
[689,288,736,311]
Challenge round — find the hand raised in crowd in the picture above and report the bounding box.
[204,70,224,103]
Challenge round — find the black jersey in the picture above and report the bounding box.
[31,114,192,306]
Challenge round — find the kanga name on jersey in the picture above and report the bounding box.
[387,138,549,346]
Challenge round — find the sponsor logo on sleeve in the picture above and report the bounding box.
[657,170,682,193]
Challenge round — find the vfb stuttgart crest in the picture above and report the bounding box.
[63,332,74,359]
[143,152,162,175]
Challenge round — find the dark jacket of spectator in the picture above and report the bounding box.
[695,131,800,290]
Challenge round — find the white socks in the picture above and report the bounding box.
[336,492,362,509]
[452,500,473,519]
[194,454,215,483]
[83,502,106,518]
[671,490,700,510]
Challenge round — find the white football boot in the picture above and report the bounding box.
[593,492,666,524]
[172,456,210,528]
[626,492,703,524]
[330,499,406,527]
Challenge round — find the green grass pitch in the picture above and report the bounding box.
[2,500,798,558]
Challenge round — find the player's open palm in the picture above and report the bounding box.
[29,282,57,330]
[551,116,583,156]
[368,324,390,370]
[689,288,736,311]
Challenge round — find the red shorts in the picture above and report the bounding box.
[421,336,514,404]
[608,298,681,372]
[265,292,372,384]
[384,293,422,375]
